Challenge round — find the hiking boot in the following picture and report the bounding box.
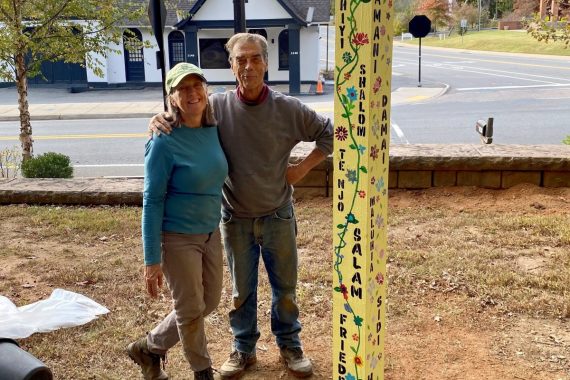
[218,350,257,378]
[279,347,313,378]
[126,337,168,380]
[194,367,220,380]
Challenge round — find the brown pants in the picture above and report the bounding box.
[147,229,223,372]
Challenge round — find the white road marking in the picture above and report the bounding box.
[396,57,570,84]
[74,164,143,167]
[391,121,409,144]
[394,49,570,70]
[457,83,570,91]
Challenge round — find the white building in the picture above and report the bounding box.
[26,0,331,94]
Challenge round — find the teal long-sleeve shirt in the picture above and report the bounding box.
[142,125,228,265]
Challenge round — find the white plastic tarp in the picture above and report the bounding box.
[0,289,109,339]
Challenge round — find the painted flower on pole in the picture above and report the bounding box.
[352,32,369,46]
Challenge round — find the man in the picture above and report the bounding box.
[140,32,333,379]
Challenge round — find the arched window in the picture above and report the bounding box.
[278,30,289,70]
[168,31,186,68]
[123,28,145,82]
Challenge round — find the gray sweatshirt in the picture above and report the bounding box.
[211,88,334,217]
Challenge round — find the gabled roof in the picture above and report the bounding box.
[126,0,330,28]
[165,0,195,26]
[119,0,195,27]
[187,0,331,25]
[282,0,331,24]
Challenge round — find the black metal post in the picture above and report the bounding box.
[418,37,422,87]
[156,51,167,111]
[233,0,246,33]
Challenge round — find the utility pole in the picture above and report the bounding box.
[478,0,482,31]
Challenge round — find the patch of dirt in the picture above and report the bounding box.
[516,255,549,273]
[388,183,570,214]
[0,184,569,379]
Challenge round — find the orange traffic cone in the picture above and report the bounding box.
[316,76,324,95]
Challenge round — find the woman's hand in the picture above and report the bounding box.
[144,264,164,299]
[148,112,175,136]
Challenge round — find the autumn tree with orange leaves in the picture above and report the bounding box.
[527,0,570,48]
[416,0,453,32]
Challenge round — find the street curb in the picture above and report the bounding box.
[435,84,450,99]
[391,84,449,106]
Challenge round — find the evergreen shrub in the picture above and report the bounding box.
[21,152,73,178]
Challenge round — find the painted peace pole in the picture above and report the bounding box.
[332,0,393,379]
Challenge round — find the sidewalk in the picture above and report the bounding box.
[0,84,447,121]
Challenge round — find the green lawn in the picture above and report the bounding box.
[400,29,570,56]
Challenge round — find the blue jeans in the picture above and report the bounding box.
[220,203,302,354]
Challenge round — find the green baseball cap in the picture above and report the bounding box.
[165,62,207,94]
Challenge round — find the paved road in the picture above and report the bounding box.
[319,25,570,144]
[0,118,148,177]
[390,44,570,144]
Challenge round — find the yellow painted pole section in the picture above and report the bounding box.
[332,0,393,379]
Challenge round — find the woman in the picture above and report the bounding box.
[127,63,227,380]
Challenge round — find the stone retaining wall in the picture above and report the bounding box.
[1,145,569,205]
[293,144,570,197]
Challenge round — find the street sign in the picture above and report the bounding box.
[409,15,431,38]
[460,19,468,39]
[408,15,431,87]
